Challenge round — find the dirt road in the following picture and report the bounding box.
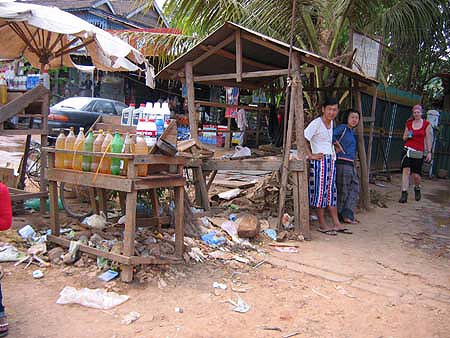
[1,177,449,338]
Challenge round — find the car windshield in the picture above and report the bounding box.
[52,97,92,110]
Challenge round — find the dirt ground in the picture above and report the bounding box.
[2,170,450,337]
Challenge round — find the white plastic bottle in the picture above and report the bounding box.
[121,103,135,126]
[146,118,157,147]
[161,102,171,130]
[132,103,145,127]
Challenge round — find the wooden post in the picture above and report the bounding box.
[367,85,378,174]
[206,170,217,191]
[185,62,198,141]
[236,30,242,83]
[40,92,49,214]
[225,117,231,150]
[292,54,310,239]
[47,152,59,236]
[122,159,137,282]
[174,185,184,256]
[194,167,210,211]
[355,84,370,210]
[88,187,99,214]
[278,52,299,231]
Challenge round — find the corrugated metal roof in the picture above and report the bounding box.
[157,22,379,87]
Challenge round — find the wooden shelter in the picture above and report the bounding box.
[157,22,379,239]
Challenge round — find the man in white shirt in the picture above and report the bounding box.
[304,98,351,235]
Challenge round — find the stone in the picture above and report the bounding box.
[47,247,64,263]
[236,214,259,238]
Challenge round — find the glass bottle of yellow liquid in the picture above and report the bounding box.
[0,76,7,105]
[100,130,113,174]
[91,129,104,173]
[64,127,76,169]
[55,130,66,168]
[72,127,85,171]
[121,133,133,176]
[134,134,148,177]
[82,129,94,172]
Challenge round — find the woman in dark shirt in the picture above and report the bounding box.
[333,109,360,224]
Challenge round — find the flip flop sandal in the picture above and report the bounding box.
[336,228,353,234]
[317,229,337,236]
[0,322,8,337]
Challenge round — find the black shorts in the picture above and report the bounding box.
[401,148,423,175]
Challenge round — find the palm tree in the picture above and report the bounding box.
[152,0,447,91]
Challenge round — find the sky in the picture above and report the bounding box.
[155,0,166,9]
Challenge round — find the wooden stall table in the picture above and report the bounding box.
[44,147,186,282]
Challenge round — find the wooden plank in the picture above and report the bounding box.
[185,62,198,141]
[134,175,185,190]
[48,235,131,265]
[241,32,290,56]
[133,154,186,165]
[0,85,49,123]
[212,179,256,189]
[174,186,184,257]
[9,190,47,201]
[0,129,44,136]
[192,34,235,66]
[200,45,278,71]
[130,255,183,265]
[97,188,107,216]
[47,168,133,192]
[122,190,137,282]
[194,100,270,111]
[193,69,290,82]
[44,147,135,159]
[236,30,242,82]
[150,189,160,229]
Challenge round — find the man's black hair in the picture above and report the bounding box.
[340,108,360,124]
[322,97,338,108]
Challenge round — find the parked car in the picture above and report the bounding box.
[45,97,128,137]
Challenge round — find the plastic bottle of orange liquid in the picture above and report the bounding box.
[64,127,76,169]
[134,134,148,177]
[72,127,85,171]
[91,129,104,173]
[55,130,66,168]
[100,130,113,174]
[121,133,133,176]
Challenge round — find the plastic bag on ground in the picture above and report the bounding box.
[231,146,251,158]
[56,286,129,310]
[0,244,24,262]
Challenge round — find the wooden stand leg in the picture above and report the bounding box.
[194,167,210,211]
[174,186,184,257]
[119,192,126,214]
[40,133,48,214]
[88,187,99,214]
[49,181,59,236]
[150,189,160,231]
[97,188,107,216]
[122,191,137,282]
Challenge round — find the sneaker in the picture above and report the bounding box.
[399,191,408,203]
[414,187,421,201]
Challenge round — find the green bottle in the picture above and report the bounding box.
[110,130,123,175]
[82,129,94,172]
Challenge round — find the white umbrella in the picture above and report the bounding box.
[0,0,151,77]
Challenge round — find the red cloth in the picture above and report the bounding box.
[0,183,12,231]
[405,119,429,151]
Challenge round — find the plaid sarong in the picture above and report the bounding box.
[308,154,337,208]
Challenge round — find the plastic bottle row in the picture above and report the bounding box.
[54,127,149,177]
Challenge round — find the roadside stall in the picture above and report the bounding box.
[157,22,379,239]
